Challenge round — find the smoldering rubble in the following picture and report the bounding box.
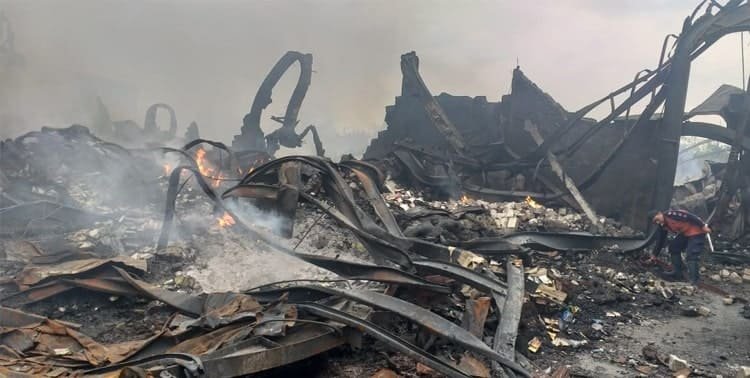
[1,2,750,378]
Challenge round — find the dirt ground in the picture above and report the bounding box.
[523,250,750,377]
[572,292,750,377]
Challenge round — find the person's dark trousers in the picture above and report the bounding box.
[668,234,705,284]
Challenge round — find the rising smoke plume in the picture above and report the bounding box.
[0,0,746,158]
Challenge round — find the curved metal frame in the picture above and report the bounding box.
[234,51,313,152]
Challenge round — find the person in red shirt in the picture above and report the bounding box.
[650,209,711,284]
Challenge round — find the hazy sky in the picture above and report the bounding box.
[1,0,746,153]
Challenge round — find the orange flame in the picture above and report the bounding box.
[194,148,223,187]
[525,195,542,209]
[163,164,171,176]
[217,212,236,228]
[460,194,471,204]
[195,148,210,176]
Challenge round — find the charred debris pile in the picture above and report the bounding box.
[2,1,750,377]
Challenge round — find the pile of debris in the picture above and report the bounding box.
[385,186,638,239]
[1,133,542,377]
[2,124,747,376]
[3,1,750,375]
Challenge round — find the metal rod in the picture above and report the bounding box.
[742,32,746,90]
[293,207,329,251]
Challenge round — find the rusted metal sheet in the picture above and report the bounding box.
[113,266,204,316]
[412,260,507,296]
[14,257,146,287]
[293,252,448,293]
[5,277,139,305]
[298,303,471,378]
[222,184,279,201]
[461,297,491,338]
[285,286,529,377]
[82,353,204,377]
[0,306,80,329]
[200,325,345,377]
[0,200,109,237]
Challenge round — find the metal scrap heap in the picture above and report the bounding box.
[0,133,544,377]
[1,125,746,377]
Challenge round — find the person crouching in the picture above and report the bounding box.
[649,209,711,285]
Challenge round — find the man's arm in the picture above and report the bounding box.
[652,227,667,257]
[665,210,706,227]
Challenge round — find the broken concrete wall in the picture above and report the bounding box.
[499,68,588,157]
[364,58,660,230]
[364,94,503,160]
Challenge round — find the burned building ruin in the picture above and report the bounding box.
[1,1,750,377]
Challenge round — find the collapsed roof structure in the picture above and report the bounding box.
[364,0,750,237]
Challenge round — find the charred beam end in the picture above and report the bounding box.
[493,259,524,373]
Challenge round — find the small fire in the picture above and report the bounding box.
[195,148,210,176]
[194,148,223,187]
[163,164,171,176]
[525,195,542,209]
[460,194,471,204]
[217,212,236,228]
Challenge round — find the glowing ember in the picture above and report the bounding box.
[213,173,226,187]
[525,195,542,209]
[217,212,235,228]
[460,194,471,204]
